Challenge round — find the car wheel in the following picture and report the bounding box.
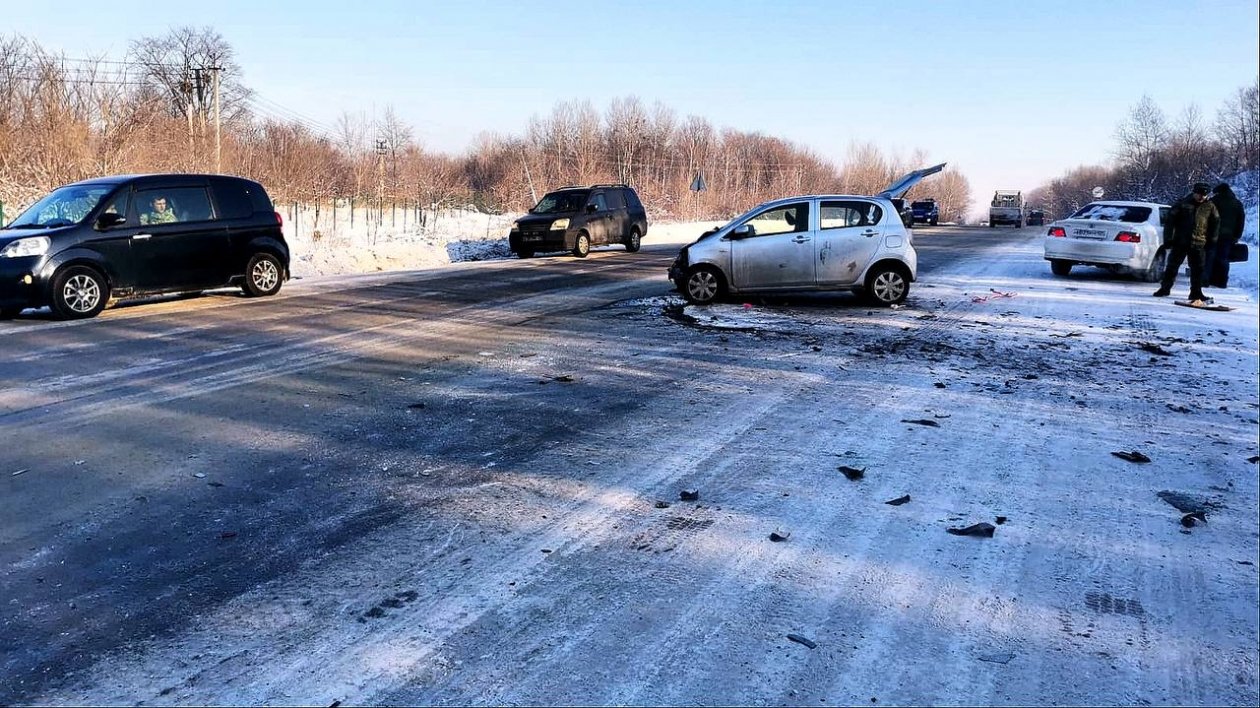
[572,232,591,258]
[625,229,641,253]
[1143,248,1167,283]
[517,249,534,259]
[989,222,995,228]
[930,218,937,226]
[682,266,725,306]
[0,307,22,320]
[1050,259,1072,277]
[242,252,284,297]
[865,264,909,306]
[51,265,109,320]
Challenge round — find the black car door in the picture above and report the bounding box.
[132,184,230,291]
[80,185,141,289]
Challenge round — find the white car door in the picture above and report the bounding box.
[730,201,814,289]
[814,199,886,286]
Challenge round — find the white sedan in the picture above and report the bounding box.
[1043,200,1171,281]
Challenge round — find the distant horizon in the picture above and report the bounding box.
[4,0,1258,217]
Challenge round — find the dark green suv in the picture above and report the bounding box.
[509,184,649,258]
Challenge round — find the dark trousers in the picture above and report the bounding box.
[1207,238,1236,288]
[1160,243,1206,300]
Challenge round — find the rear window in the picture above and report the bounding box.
[212,179,257,219]
[624,189,642,209]
[1070,203,1152,223]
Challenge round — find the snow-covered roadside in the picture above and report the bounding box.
[283,201,723,279]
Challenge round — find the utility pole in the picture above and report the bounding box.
[375,138,387,233]
[519,148,537,204]
[209,66,222,173]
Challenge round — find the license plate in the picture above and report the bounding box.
[1073,228,1106,239]
[524,234,543,242]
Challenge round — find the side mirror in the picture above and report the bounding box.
[729,224,755,239]
[585,204,598,214]
[95,212,126,230]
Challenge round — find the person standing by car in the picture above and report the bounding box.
[1154,182,1219,304]
[1207,183,1245,288]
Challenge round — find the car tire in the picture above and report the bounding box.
[930,218,937,226]
[989,222,995,228]
[242,252,284,297]
[682,266,725,306]
[51,265,109,320]
[1143,248,1167,283]
[517,249,534,259]
[1050,259,1073,277]
[864,264,910,306]
[0,307,22,320]
[625,229,641,253]
[572,232,591,258]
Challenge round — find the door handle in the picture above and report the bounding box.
[862,230,878,237]
[792,236,810,244]
[132,233,152,241]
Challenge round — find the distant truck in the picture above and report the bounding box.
[989,190,1023,228]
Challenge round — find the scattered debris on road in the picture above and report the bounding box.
[838,465,866,481]
[679,489,699,502]
[947,522,996,538]
[12,468,28,476]
[1111,450,1151,463]
[770,530,791,542]
[995,516,1008,525]
[551,374,576,383]
[219,531,237,539]
[407,402,426,410]
[1138,342,1173,357]
[1157,491,1219,514]
[1166,403,1192,413]
[1180,512,1207,528]
[786,633,817,649]
[1248,455,1260,464]
[192,472,207,478]
[654,500,671,509]
[885,495,911,506]
[901,419,941,428]
[978,652,1016,664]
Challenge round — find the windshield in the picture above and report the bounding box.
[531,191,589,215]
[6,185,114,229]
[911,201,935,209]
[1069,203,1152,223]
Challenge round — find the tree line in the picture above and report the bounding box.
[1028,80,1258,218]
[0,28,971,225]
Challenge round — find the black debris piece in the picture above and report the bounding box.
[655,500,671,509]
[1111,450,1152,464]
[770,531,791,542]
[1138,342,1173,356]
[901,419,941,428]
[551,375,576,383]
[407,402,426,410]
[885,495,911,506]
[1157,491,1219,514]
[786,634,817,649]
[1249,456,1260,464]
[995,516,1008,525]
[934,382,947,389]
[1166,403,1192,414]
[679,489,700,502]
[947,522,996,538]
[1181,511,1207,528]
[839,465,866,481]
[978,652,1016,664]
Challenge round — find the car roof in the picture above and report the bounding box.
[63,173,254,189]
[753,194,895,209]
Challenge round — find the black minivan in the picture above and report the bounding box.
[0,174,289,320]
[508,184,649,258]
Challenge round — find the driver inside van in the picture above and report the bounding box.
[140,195,177,225]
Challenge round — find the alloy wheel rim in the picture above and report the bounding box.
[252,259,279,291]
[873,272,905,303]
[64,274,101,312]
[688,272,716,302]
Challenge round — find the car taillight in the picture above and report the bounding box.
[1048,227,1066,237]
[1115,231,1140,243]
[274,211,284,227]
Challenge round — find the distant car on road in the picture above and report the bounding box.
[890,198,915,229]
[1043,200,1171,281]
[509,184,648,258]
[911,199,939,225]
[989,189,1024,227]
[667,164,945,307]
[0,174,289,320]
[1026,209,1045,226]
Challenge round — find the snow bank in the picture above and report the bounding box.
[284,201,724,279]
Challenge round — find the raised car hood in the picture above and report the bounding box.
[877,163,947,199]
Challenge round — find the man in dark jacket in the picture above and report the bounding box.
[1154,182,1220,304]
[1207,183,1246,288]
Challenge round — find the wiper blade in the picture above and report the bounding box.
[2,224,43,229]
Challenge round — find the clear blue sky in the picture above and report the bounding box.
[6,0,1259,213]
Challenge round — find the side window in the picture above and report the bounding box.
[746,202,810,237]
[820,200,882,229]
[137,187,216,225]
[99,188,133,225]
[605,189,625,209]
[589,193,609,212]
[212,180,254,219]
[1159,207,1170,226]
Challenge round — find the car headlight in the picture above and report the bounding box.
[550,218,570,231]
[0,237,51,258]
